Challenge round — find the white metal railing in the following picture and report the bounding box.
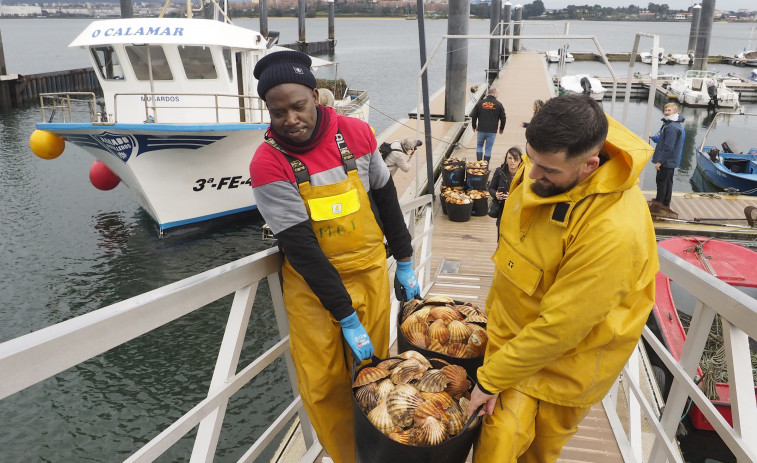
[0,194,433,463]
[39,92,100,123]
[603,246,757,463]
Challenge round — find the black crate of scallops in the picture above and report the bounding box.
[439,160,490,221]
[397,295,487,381]
[352,351,481,463]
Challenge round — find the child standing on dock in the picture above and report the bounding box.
[470,87,507,164]
[649,102,685,209]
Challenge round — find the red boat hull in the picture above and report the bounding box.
[653,236,757,431]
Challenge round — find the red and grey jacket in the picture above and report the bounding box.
[250,106,412,320]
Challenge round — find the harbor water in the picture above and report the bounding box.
[1,17,756,461]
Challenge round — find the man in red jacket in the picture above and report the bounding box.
[249,50,419,463]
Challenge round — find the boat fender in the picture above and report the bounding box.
[29,130,65,160]
[89,161,121,191]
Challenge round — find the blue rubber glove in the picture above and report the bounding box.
[396,260,420,300]
[339,312,373,361]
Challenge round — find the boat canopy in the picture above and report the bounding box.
[69,18,267,50]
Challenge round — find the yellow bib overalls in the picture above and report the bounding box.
[270,133,390,463]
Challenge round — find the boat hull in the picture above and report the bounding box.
[38,122,266,232]
[695,146,757,195]
[648,237,757,431]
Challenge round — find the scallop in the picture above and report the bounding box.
[429,305,463,323]
[416,416,449,446]
[375,378,395,402]
[445,342,468,358]
[353,366,390,388]
[427,319,450,345]
[465,313,488,324]
[416,369,449,393]
[445,404,466,436]
[413,397,448,427]
[447,320,472,344]
[386,384,424,427]
[388,429,415,445]
[401,298,425,322]
[401,321,428,348]
[466,329,488,358]
[390,358,427,384]
[442,365,471,399]
[396,350,433,369]
[425,336,445,354]
[355,382,378,412]
[424,295,456,306]
[368,399,399,435]
[376,358,403,371]
[404,307,431,326]
[420,391,456,409]
[454,304,479,318]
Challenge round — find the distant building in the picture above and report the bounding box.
[0,5,43,16]
[674,12,691,21]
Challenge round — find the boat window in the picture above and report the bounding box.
[125,45,173,81]
[178,46,217,80]
[90,46,124,81]
[222,48,233,81]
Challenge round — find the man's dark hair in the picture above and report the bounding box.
[525,95,608,159]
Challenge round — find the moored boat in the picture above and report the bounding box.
[557,74,605,101]
[669,70,740,109]
[29,14,368,236]
[666,52,693,65]
[640,47,668,64]
[694,111,757,196]
[545,49,574,63]
[646,236,757,431]
[730,50,757,67]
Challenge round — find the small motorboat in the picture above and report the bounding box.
[665,52,693,66]
[750,69,757,82]
[730,50,757,67]
[646,236,757,431]
[669,70,740,109]
[558,74,605,101]
[694,111,757,196]
[545,49,574,63]
[640,48,668,65]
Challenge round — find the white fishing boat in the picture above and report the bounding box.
[29,14,368,236]
[545,49,574,63]
[668,70,740,109]
[558,74,606,101]
[640,48,668,65]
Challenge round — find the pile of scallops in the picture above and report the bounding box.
[353,350,478,446]
[400,296,488,359]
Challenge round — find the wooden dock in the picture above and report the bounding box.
[0,67,100,110]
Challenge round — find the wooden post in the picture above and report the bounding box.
[120,0,134,18]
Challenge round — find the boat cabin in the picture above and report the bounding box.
[69,18,269,124]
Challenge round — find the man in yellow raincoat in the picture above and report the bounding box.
[249,50,420,463]
[466,94,658,462]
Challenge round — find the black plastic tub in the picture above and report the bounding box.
[396,307,485,381]
[465,171,490,191]
[353,358,481,463]
[471,197,488,216]
[446,201,473,222]
[441,161,466,188]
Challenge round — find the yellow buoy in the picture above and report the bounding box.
[29,130,65,160]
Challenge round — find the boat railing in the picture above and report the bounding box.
[112,92,269,125]
[603,246,757,463]
[0,193,434,463]
[39,92,100,123]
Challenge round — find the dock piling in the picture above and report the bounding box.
[298,0,306,48]
[693,0,715,71]
[512,5,522,53]
[502,1,512,60]
[444,0,469,122]
[259,0,269,38]
[688,4,701,55]
[488,0,502,83]
[328,0,335,51]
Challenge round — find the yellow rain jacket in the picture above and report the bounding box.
[478,115,659,407]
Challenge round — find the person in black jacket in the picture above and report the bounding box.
[488,146,522,235]
[471,87,507,163]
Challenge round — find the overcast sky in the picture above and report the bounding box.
[539,1,753,10]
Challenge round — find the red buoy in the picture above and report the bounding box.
[89,160,121,191]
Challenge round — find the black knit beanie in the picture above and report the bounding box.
[254,50,317,101]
